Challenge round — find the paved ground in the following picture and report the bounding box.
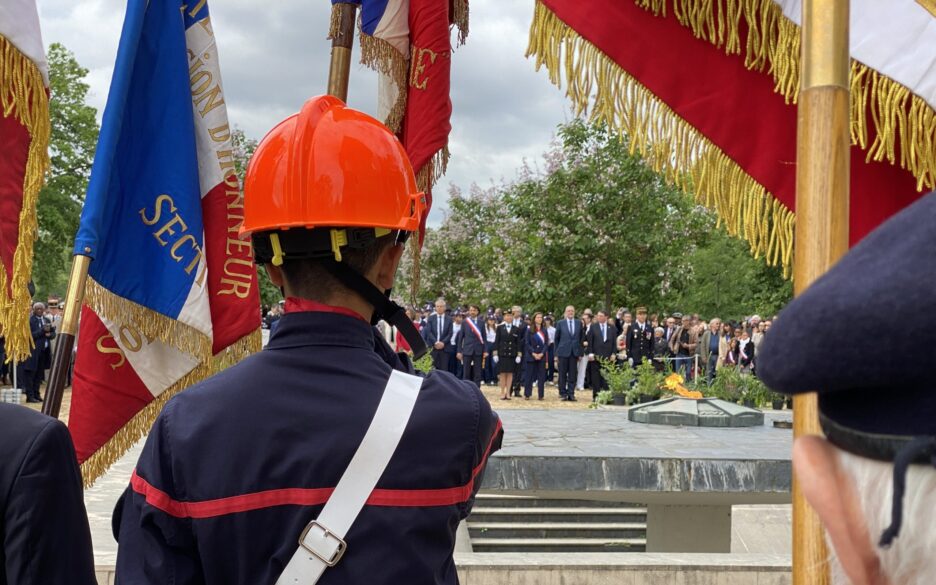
[83,407,794,564]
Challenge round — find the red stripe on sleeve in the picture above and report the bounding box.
[131,418,504,519]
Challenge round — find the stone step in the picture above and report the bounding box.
[468,522,646,540]
[468,507,647,524]
[471,537,647,553]
[474,494,642,509]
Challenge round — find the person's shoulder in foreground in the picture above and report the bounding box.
[0,403,96,585]
[759,191,936,585]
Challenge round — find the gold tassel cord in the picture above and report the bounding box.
[452,0,469,46]
[0,35,49,363]
[359,33,409,134]
[84,278,214,362]
[79,326,263,488]
[526,1,794,277]
[634,0,936,191]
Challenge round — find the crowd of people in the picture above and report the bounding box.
[318,299,778,403]
[0,300,61,403]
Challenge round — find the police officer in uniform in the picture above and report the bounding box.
[492,311,523,400]
[113,96,503,585]
[0,403,96,584]
[626,307,654,367]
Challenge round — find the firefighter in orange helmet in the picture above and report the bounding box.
[113,96,503,585]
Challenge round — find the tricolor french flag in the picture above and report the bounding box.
[69,0,261,486]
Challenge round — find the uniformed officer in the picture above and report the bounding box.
[625,306,653,367]
[0,403,96,584]
[492,311,523,400]
[758,191,936,585]
[113,96,503,585]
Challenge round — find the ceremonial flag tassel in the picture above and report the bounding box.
[0,1,50,363]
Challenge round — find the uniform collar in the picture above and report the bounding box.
[266,311,375,351]
[284,297,367,322]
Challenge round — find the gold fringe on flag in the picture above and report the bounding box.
[79,362,207,487]
[452,0,469,46]
[636,0,936,192]
[79,326,263,487]
[359,32,410,133]
[0,35,49,363]
[85,277,214,362]
[527,1,795,276]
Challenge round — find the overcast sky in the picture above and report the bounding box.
[37,0,574,226]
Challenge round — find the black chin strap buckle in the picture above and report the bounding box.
[321,259,428,361]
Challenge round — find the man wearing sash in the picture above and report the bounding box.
[456,304,487,388]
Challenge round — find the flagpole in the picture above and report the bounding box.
[42,254,91,418]
[328,2,358,101]
[792,1,849,583]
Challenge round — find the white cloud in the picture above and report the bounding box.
[39,0,571,226]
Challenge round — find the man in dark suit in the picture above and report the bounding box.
[553,305,583,401]
[586,310,618,399]
[0,403,97,584]
[456,304,487,388]
[19,302,53,403]
[626,306,654,367]
[422,298,452,371]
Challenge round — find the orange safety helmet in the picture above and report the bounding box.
[241,95,426,239]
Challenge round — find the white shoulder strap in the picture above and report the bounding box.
[276,369,423,585]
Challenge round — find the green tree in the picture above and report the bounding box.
[500,120,709,313]
[671,228,792,318]
[33,43,98,298]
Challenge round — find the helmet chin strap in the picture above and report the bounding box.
[321,259,428,360]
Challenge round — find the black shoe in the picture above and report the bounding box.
[26,398,40,403]
[569,397,577,402]
[560,396,569,401]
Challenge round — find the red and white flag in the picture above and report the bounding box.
[0,0,49,362]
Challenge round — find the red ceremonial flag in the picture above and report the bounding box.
[0,1,49,362]
[527,0,933,274]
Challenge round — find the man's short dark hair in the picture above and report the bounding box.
[279,233,394,303]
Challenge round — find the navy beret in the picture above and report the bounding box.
[758,192,936,440]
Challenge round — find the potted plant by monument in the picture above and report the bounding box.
[634,361,662,403]
[599,358,633,406]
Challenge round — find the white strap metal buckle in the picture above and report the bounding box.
[298,520,347,567]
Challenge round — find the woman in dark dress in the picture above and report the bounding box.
[493,312,523,400]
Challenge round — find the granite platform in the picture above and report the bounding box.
[86,408,794,564]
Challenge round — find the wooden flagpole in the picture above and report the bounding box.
[792,1,849,583]
[328,2,358,101]
[42,253,91,418]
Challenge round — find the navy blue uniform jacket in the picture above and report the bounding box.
[0,404,96,585]
[455,317,486,356]
[113,310,503,584]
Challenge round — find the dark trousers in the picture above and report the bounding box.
[19,366,41,400]
[431,348,448,371]
[588,359,607,398]
[511,358,523,395]
[462,354,483,388]
[546,346,556,381]
[557,356,578,397]
[482,342,496,384]
[524,360,546,398]
[447,350,463,378]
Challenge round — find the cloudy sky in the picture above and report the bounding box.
[37,0,574,225]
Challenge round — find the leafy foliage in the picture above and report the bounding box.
[413,120,786,318]
[33,44,99,298]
